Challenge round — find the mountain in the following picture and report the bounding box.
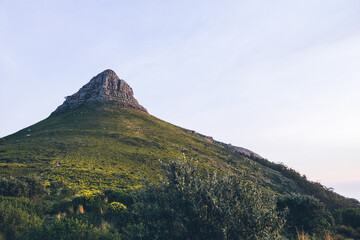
[0,69,357,209]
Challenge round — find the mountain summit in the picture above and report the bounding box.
[53,69,147,114]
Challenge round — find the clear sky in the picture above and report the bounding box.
[1,1,359,200]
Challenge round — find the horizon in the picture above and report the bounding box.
[1,1,359,200]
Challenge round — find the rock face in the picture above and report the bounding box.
[53,69,147,114]
[183,129,264,159]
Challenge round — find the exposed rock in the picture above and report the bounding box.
[183,129,263,159]
[53,69,147,114]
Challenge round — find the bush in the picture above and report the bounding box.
[336,225,360,239]
[72,190,107,214]
[0,199,43,239]
[278,193,334,238]
[104,189,134,206]
[105,201,130,230]
[22,217,120,240]
[109,202,127,212]
[341,208,360,229]
[0,176,45,198]
[127,159,286,240]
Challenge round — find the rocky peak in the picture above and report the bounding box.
[53,69,147,114]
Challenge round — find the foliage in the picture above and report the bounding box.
[104,189,134,206]
[105,201,131,230]
[72,190,107,214]
[51,200,73,215]
[0,197,43,239]
[0,196,51,218]
[0,160,354,239]
[109,202,127,212]
[0,176,46,198]
[248,155,358,210]
[21,217,120,240]
[332,208,360,239]
[340,208,360,229]
[335,224,360,239]
[128,159,286,240]
[277,193,334,238]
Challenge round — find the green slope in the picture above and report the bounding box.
[0,103,357,209]
[0,104,286,190]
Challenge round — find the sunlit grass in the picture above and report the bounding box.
[0,103,297,192]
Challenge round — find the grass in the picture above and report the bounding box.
[0,103,295,193]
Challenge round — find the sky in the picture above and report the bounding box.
[0,0,359,200]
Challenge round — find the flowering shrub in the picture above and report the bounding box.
[109,202,127,212]
[81,190,102,201]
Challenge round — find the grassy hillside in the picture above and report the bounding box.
[0,103,290,192]
[1,103,360,239]
[0,103,357,210]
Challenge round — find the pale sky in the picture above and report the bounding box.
[1,1,359,200]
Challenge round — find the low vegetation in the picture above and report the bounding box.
[0,159,358,239]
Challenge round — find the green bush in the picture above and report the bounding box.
[341,208,360,229]
[104,189,134,206]
[336,225,360,239]
[127,159,286,240]
[72,190,107,214]
[0,196,45,215]
[105,200,131,230]
[51,200,73,215]
[22,217,120,240]
[277,193,334,238]
[0,176,45,198]
[0,199,43,239]
[248,156,358,210]
[109,202,127,212]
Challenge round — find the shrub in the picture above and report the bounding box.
[278,193,334,238]
[22,217,120,240]
[336,225,360,239]
[104,189,134,206]
[109,202,127,212]
[341,208,360,229]
[128,159,286,239]
[0,176,45,198]
[72,190,106,214]
[0,199,43,239]
[105,201,130,230]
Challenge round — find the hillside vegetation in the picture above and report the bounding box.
[0,104,295,192]
[1,103,359,239]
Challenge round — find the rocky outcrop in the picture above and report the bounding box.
[53,69,147,114]
[183,129,263,159]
